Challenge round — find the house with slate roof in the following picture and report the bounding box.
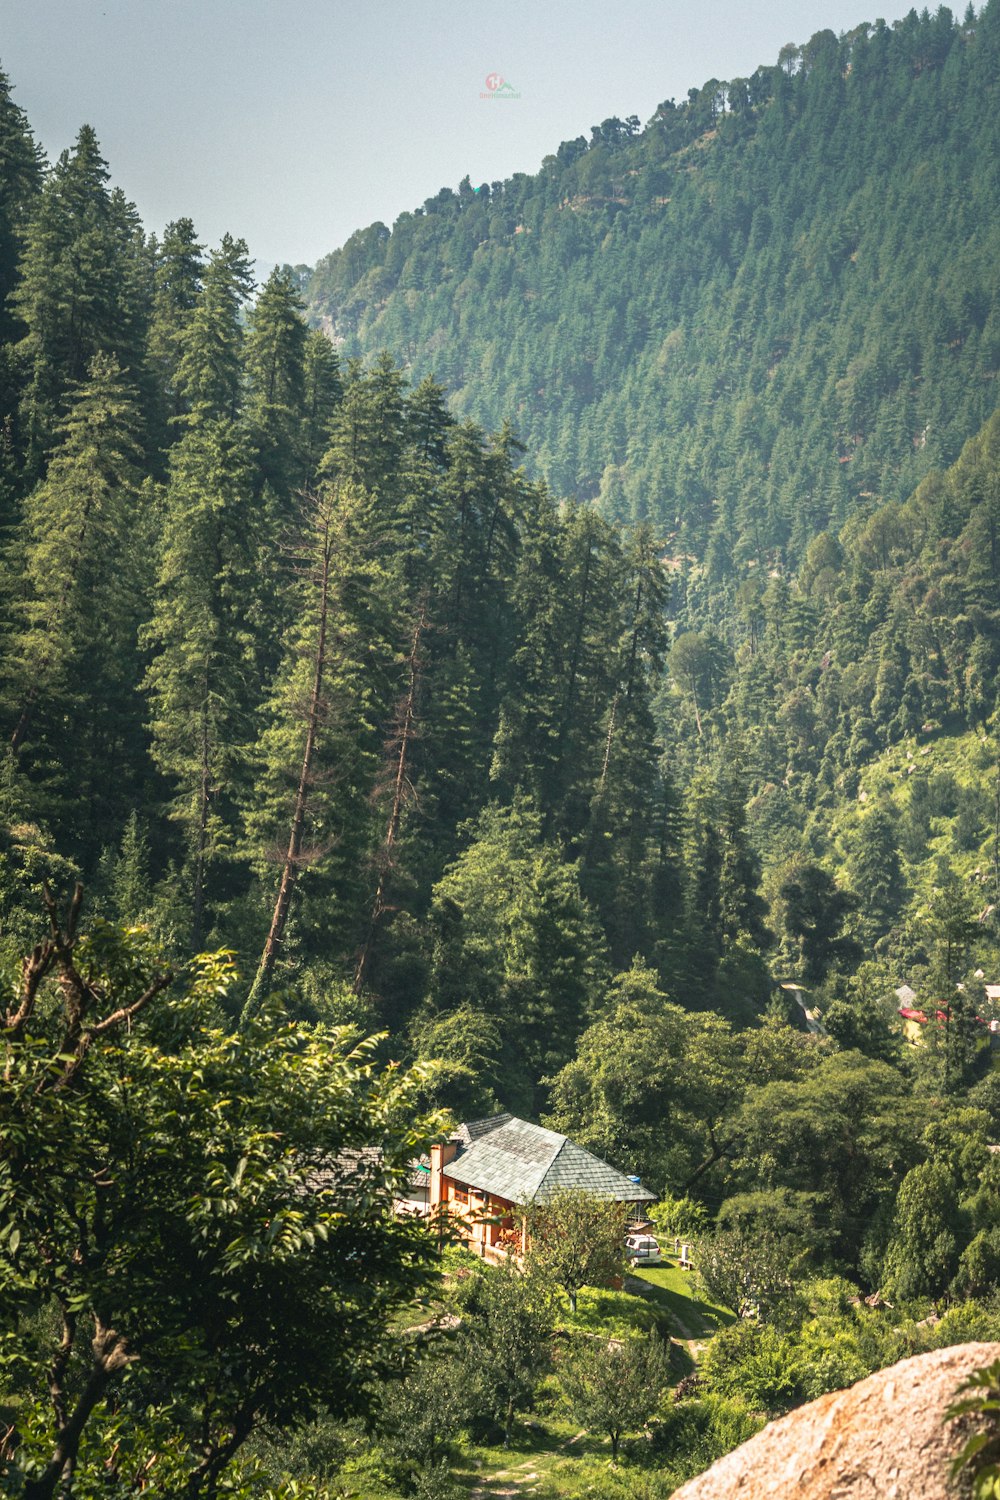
[426,1113,656,1262]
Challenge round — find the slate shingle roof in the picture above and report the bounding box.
[305,1146,386,1195]
[309,1148,428,1195]
[454,1112,513,1149]
[442,1115,655,1205]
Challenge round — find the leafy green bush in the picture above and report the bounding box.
[699,1322,802,1412]
[649,1193,709,1240]
[946,1357,1000,1499]
[649,1394,764,1487]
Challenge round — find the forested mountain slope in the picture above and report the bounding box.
[9,34,1000,1500]
[0,70,708,1114]
[309,4,1000,574]
[662,403,1000,993]
[4,26,1000,1117]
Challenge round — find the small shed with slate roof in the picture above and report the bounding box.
[429,1114,654,1262]
[305,1147,436,1219]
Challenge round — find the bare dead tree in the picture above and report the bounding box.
[243,490,337,1021]
[596,692,618,801]
[353,608,425,995]
[583,692,618,870]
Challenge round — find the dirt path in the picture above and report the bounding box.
[468,1431,587,1498]
[622,1271,702,1356]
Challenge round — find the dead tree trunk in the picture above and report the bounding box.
[353,609,425,995]
[243,496,334,1021]
[584,692,618,869]
[191,692,211,951]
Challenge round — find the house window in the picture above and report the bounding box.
[452,1187,468,1206]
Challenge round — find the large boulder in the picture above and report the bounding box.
[671,1341,1000,1499]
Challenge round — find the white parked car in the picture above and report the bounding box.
[625,1232,664,1266]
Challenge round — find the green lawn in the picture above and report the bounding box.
[384,1262,735,1500]
[451,1381,682,1500]
[396,1254,732,1349]
[558,1282,668,1339]
[627,1261,734,1341]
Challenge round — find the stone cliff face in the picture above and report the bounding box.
[671,1342,1000,1500]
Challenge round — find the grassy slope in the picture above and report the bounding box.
[446,1258,733,1498]
[828,726,997,889]
[627,1264,734,1343]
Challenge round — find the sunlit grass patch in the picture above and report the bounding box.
[628,1262,734,1340]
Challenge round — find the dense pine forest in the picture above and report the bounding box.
[7,5,1000,1496]
[309,3,1000,574]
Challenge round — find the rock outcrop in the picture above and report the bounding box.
[671,1341,1000,1499]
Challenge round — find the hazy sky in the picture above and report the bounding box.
[3,0,916,270]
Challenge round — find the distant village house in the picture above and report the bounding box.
[895,981,1000,1047]
[398,1113,655,1262]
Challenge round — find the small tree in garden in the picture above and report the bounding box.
[560,1335,671,1462]
[461,1259,554,1446]
[525,1189,626,1313]
[375,1346,472,1487]
[697,1229,804,1323]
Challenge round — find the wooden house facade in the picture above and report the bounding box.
[425,1113,655,1262]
